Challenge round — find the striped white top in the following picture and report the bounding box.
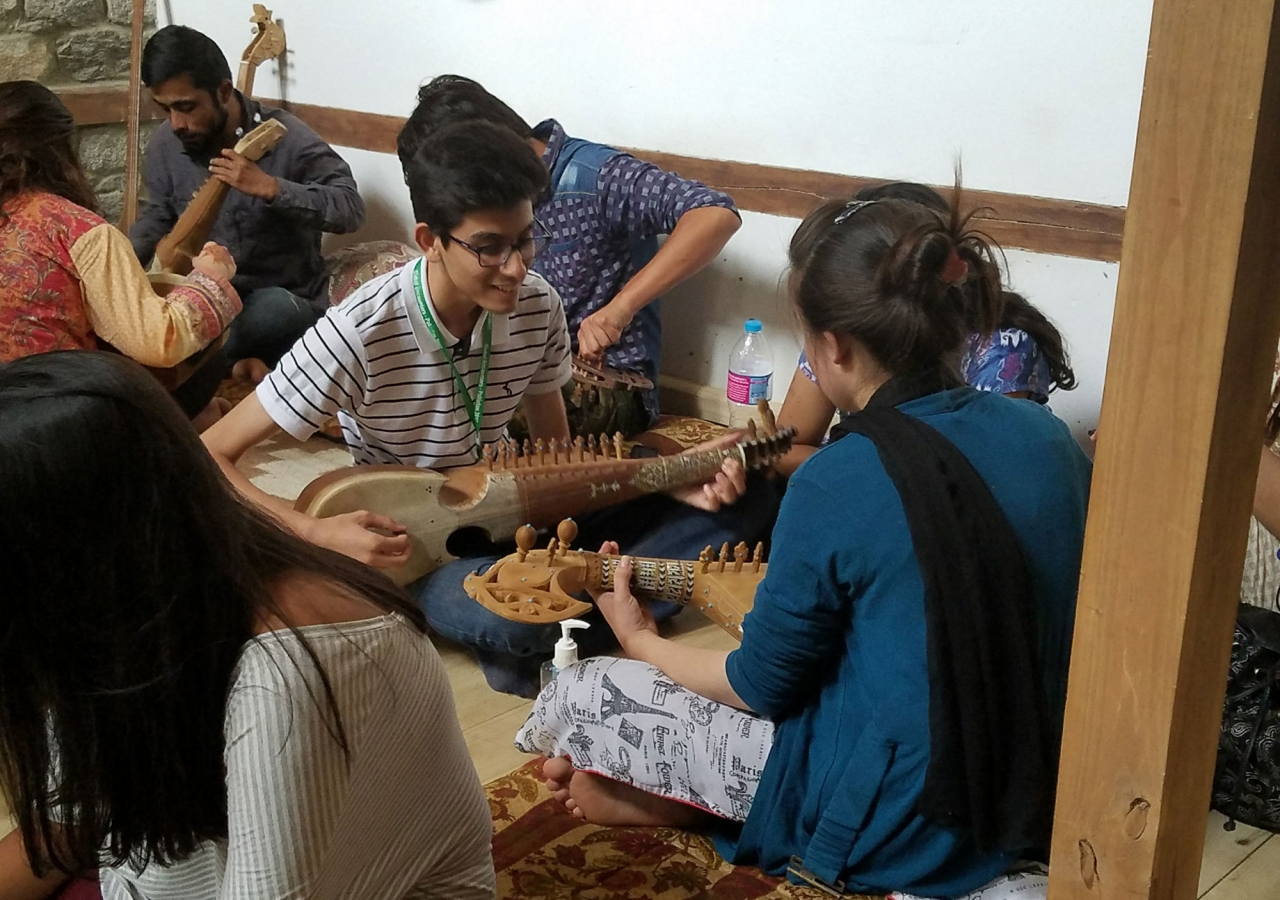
[100,615,494,900]
[258,260,573,469]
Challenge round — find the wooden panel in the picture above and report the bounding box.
[633,150,1126,262]
[56,86,1125,262]
[60,85,162,127]
[1047,1,1280,898]
[267,99,404,156]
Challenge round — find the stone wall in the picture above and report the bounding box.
[1,0,156,223]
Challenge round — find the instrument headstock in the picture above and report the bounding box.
[244,5,286,68]
[232,119,288,161]
[237,5,287,96]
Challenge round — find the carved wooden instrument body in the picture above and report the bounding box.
[153,119,288,276]
[295,410,794,587]
[464,520,764,640]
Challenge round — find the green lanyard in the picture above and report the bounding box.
[412,258,492,460]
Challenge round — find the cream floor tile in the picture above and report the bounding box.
[1201,831,1279,899]
[1198,813,1271,896]
[464,704,537,785]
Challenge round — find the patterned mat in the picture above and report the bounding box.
[486,759,882,900]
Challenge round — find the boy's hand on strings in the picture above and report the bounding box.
[667,430,748,511]
[590,543,659,655]
[306,510,411,569]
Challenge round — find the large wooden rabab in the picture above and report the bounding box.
[296,408,794,587]
[153,119,287,275]
[153,5,287,276]
[464,519,765,640]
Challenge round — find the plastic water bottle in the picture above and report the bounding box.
[727,319,774,411]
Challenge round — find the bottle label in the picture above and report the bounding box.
[727,371,771,404]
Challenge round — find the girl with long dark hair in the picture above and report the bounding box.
[517,193,1092,897]
[0,352,494,899]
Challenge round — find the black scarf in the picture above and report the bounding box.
[830,369,1055,855]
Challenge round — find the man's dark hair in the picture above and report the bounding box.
[397,75,533,169]
[141,25,233,95]
[402,120,548,241]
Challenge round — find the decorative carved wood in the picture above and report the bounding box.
[464,518,764,639]
[237,5,286,97]
[571,356,655,392]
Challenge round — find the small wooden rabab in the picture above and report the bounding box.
[295,401,794,587]
[464,518,765,641]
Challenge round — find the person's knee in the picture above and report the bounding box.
[225,287,319,364]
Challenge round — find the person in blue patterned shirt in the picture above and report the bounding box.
[775,182,1076,476]
[398,75,743,436]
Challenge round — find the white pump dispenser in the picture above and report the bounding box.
[542,618,590,689]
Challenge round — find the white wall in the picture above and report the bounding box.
[164,0,1153,436]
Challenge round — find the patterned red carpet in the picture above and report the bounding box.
[486,759,883,900]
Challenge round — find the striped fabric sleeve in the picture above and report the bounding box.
[258,309,369,440]
[525,287,574,395]
[219,646,354,896]
[68,223,242,368]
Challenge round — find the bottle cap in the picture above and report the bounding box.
[744,318,762,333]
[553,618,590,669]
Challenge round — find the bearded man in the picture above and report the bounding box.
[130,25,365,382]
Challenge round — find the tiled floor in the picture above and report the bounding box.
[2,431,1274,898]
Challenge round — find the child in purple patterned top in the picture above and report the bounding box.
[776,183,1076,477]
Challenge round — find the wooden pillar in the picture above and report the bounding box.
[1048,1,1280,898]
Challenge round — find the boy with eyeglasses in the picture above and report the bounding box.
[398,75,743,438]
[204,121,771,697]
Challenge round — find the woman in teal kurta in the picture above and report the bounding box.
[518,195,1092,897]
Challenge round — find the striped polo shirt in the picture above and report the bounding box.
[258,260,572,469]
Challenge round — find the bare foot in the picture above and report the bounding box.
[192,397,232,432]
[231,357,271,384]
[541,756,712,827]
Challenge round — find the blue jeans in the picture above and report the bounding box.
[172,287,319,417]
[412,472,780,697]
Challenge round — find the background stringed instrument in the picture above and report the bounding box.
[295,400,794,586]
[465,519,764,640]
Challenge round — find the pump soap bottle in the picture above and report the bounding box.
[540,618,590,690]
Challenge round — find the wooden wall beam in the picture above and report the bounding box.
[1048,1,1280,898]
[60,85,163,127]
[56,86,1125,262]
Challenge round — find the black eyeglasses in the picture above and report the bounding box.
[449,219,551,268]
